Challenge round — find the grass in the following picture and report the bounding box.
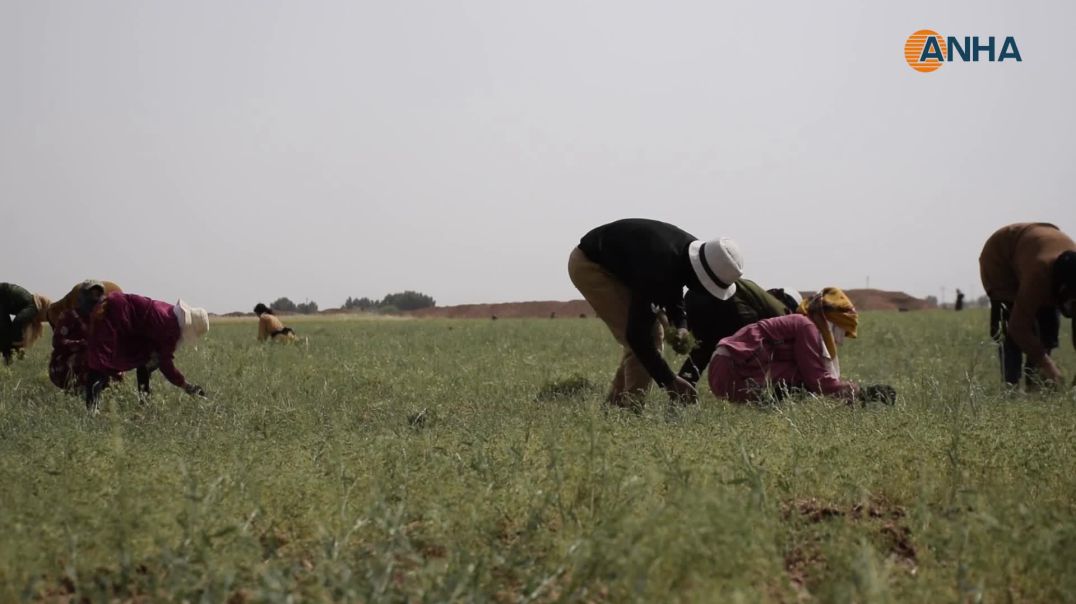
[0,309,1074,602]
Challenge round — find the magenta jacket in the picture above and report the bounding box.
[708,313,856,402]
[86,293,187,388]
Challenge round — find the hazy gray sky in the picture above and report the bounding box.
[3,1,1073,312]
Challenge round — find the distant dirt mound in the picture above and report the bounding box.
[406,289,934,319]
[802,289,936,311]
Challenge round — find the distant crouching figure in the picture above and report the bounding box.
[255,303,296,342]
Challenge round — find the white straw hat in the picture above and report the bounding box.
[688,238,744,300]
[174,299,210,344]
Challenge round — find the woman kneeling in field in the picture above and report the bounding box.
[708,287,895,404]
[254,303,297,342]
[85,292,209,411]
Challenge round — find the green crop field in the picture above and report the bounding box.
[1,310,1074,602]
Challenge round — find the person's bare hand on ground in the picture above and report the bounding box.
[666,376,698,404]
[184,383,207,397]
[1035,357,1063,387]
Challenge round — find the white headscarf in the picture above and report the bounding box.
[820,320,846,378]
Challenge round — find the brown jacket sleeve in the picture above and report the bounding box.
[1008,271,1050,363]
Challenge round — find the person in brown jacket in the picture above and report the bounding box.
[979,223,1076,387]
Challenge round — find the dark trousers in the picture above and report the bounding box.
[85,355,161,410]
[0,311,16,360]
[990,300,1060,384]
[0,302,37,358]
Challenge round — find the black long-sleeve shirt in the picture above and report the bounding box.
[0,282,37,352]
[677,280,792,386]
[578,219,701,387]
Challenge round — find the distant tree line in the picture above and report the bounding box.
[343,291,436,313]
[265,291,434,315]
[270,297,319,314]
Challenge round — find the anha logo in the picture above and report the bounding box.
[904,30,1022,73]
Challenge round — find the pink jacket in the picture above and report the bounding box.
[708,314,856,402]
[86,293,187,388]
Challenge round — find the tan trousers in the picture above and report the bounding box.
[568,246,663,403]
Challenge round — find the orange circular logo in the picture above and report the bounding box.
[905,30,947,72]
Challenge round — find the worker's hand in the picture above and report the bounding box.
[862,384,897,405]
[184,383,207,397]
[1036,357,1063,387]
[666,376,698,405]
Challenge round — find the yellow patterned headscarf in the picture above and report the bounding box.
[798,287,858,359]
